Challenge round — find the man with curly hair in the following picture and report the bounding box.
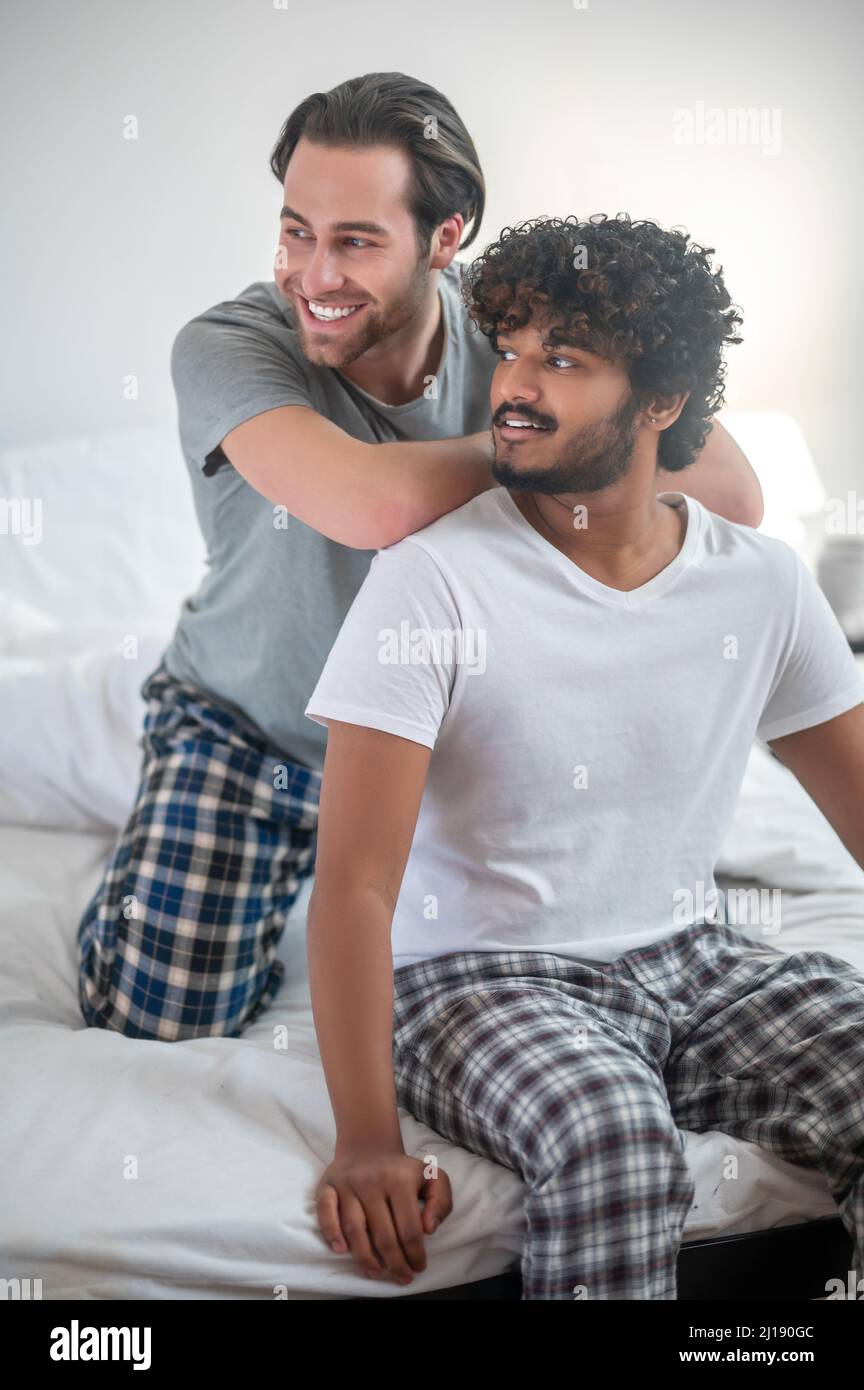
[305,212,864,1300]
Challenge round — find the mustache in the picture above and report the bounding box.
[494,407,556,428]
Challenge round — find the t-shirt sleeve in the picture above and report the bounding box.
[756,548,864,742]
[304,539,463,750]
[170,313,313,477]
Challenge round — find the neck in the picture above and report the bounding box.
[513,475,687,588]
[337,273,444,405]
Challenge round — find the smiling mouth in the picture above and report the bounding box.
[297,293,370,328]
[496,417,553,440]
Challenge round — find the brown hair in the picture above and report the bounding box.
[269,72,485,254]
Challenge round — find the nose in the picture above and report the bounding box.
[494,389,546,427]
[494,368,543,416]
[297,244,348,302]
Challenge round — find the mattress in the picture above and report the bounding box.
[2,735,862,1299]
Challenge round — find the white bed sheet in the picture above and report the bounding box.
[2,789,860,1300]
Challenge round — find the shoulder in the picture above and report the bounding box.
[378,488,507,575]
[171,281,298,356]
[183,279,292,331]
[170,280,308,385]
[691,494,800,585]
[442,259,496,356]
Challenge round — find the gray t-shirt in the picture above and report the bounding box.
[163,260,497,769]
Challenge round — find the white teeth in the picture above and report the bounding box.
[504,420,544,428]
[308,300,362,320]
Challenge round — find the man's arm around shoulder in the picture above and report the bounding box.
[221,406,495,550]
[661,420,764,527]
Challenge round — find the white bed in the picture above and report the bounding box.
[1,425,862,1299]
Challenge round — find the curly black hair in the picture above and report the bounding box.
[461,213,743,472]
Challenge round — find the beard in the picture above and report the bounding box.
[292,248,431,371]
[492,390,643,496]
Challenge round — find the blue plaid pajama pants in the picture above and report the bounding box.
[77,659,321,1040]
[390,925,864,1300]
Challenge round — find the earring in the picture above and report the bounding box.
[649,416,657,423]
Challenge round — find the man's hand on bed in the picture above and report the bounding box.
[768,702,864,871]
[315,1148,453,1287]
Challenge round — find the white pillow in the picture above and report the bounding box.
[0,425,204,831]
[0,425,207,631]
[0,594,63,654]
[0,635,168,832]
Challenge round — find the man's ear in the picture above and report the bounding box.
[643,390,691,429]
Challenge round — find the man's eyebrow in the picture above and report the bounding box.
[280,204,390,236]
[540,337,594,353]
[496,331,597,355]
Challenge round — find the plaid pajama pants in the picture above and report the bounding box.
[77,659,321,1040]
[390,924,864,1300]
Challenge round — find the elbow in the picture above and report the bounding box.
[733,478,765,530]
[316,497,407,551]
[707,468,764,529]
[345,495,420,551]
[373,496,424,549]
[724,436,765,529]
[332,441,438,549]
[725,498,764,530]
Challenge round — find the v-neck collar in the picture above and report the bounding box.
[494,486,705,611]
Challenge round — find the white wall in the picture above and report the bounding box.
[3,0,862,492]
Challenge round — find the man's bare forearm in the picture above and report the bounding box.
[376,429,497,545]
[658,420,764,527]
[386,416,763,545]
[306,882,404,1154]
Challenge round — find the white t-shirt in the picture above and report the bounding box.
[305,486,863,968]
